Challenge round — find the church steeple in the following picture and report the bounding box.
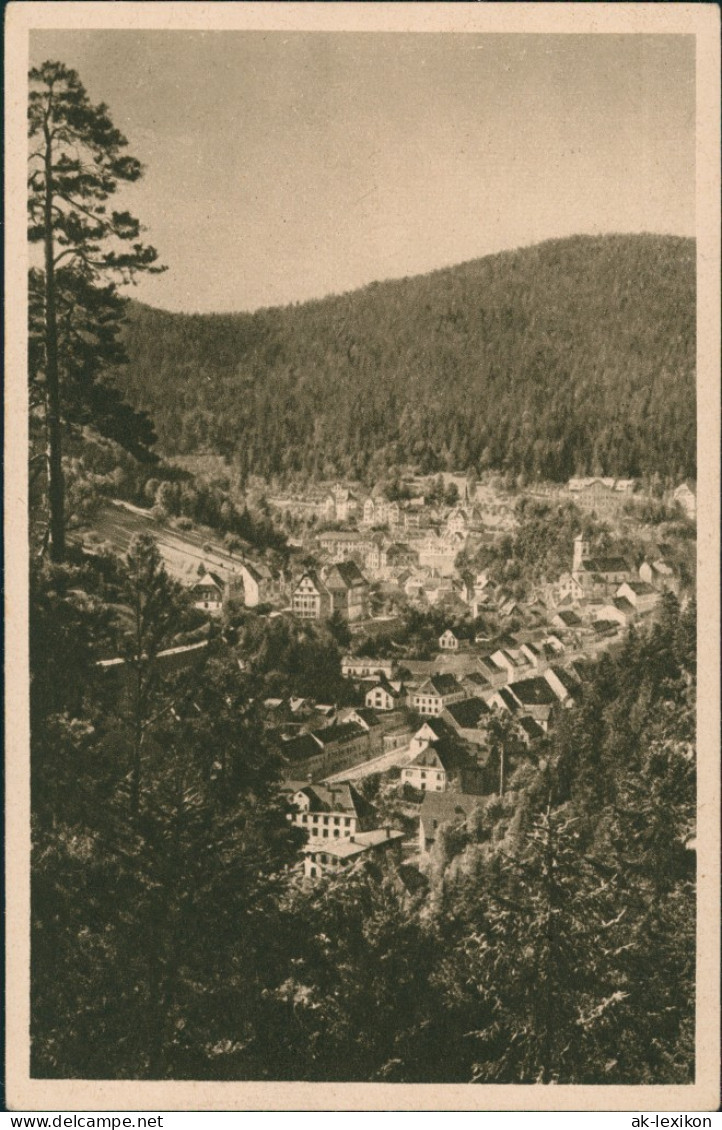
[573,533,590,574]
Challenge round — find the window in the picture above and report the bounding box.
[344,817,350,826]
[322,829,328,838]
[323,816,329,825]
[333,817,340,825]
[334,829,340,838]
[420,771,426,779]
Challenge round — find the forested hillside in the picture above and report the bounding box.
[114,234,696,483]
[32,541,696,1082]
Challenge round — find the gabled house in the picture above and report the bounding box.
[365,677,405,712]
[504,676,559,729]
[476,655,509,689]
[400,744,451,793]
[442,697,491,746]
[439,629,460,651]
[490,648,527,679]
[236,560,280,607]
[292,571,332,620]
[490,685,522,718]
[323,561,369,621]
[410,673,466,716]
[616,580,660,614]
[192,571,225,613]
[290,781,375,842]
[543,665,581,707]
[594,598,637,627]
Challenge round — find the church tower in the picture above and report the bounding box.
[573,533,590,575]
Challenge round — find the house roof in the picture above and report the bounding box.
[193,571,224,591]
[305,827,404,860]
[508,677,558,708]
[581,556,629,575]
[443,697,491,729]
[494,687,520,713]
[407,745,448,770]
[294,570,327,595]
[350,707,383,729]
[621,580,656,595]
[555,609,582,627]
[294,781,372,819]
[416,673,462,697]
[280,732,323,761]
[463,671,492,692]
[518,716,545,741]
[413,717,452,742]
[311,721,368,747]
[366,677,402,699]
[592,620,619,635]
[612,597,636,613]
[325,561,368,590]
[547,665,580,695]
[419,791,480,828]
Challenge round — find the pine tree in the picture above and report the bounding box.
[120,534,184,817]
[28,61,164,560]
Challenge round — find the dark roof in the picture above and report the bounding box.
[294,570,327,594]
[463,671,492,691]
[547,665,580,695]
[418,673,462,697]
[508,677,558,708]
[555,609,582,627]
[324,561,368,590]
[518,716,545,740]
[193,571,224,591]
[613,597,636,613]
[311,721,368,747]
[443,697,491,729]
[280,732,323,761]
[294,782,373,819]
[583,557,629,575]
[407,745,449,770]
[351,707,383,728]
[414,716,455,742]
[621,580,656,595]
[494,687,520,713]
[592,620,619,635]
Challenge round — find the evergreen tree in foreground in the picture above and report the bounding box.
[28,60,164,560]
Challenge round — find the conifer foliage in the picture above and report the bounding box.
[28,61,164,560]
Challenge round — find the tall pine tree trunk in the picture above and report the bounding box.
[43,123,65,561]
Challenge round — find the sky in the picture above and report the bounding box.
[30,31,696,314]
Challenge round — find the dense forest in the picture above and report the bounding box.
[32,540,695,1083]
[112,233,696,484]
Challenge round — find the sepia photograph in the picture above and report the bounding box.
[5,1,720,1114]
